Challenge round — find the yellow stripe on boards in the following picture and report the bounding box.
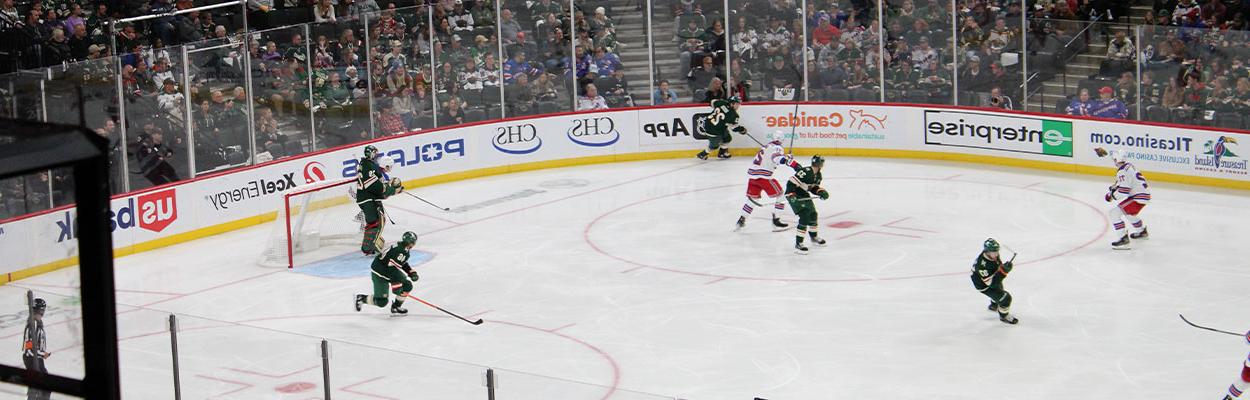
[5,147,1249,284]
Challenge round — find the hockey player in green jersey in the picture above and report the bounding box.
[971,238,1018,324]
[784,155,829,254]
[356,145,404,256]
[698,96,747,160]
[355,231,420,315]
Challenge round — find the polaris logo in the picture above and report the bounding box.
[340,139,465,178]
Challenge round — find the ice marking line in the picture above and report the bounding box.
[584,177,1108,283]
[141,270,283,307]
[419,161,704,237]
[387,203,460,225]
[547,323,576,332]
[880,217,938,233]
[837,230,924,240]
[226,364,319,378]
[704,277,731,285]
[194,374,255,397]
[619,266,643,273]
[467,309,494,318]
[14,282,182,296]
[817,210,852,221]
[1021,181,1044,189]
[340,376,400,400]
[943,174,963,180]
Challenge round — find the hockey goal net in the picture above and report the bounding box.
[259,178,362,268]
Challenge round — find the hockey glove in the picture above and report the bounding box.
[817,189,829,200]
[1094,147,1108,157]
[406,270,419,282]
[1105,192,1114,202]
[390,178,404,194]
[1001,261,1013,275]
[733,126,748,135]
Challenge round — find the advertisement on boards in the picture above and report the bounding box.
[738,104,896,149]
[1079,121,1247,177]
[924,110,1073,157]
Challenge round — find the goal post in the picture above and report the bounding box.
[260,178,361,268]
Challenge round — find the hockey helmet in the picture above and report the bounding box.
[378,154,395,172]
[810,155,826,167]
[400,231,418,246]
[767,131,785,144]
[363,145,380,160]
[1110,150,1127,165]
[31,298,46,313]
[726,95,741,104]
[983,238,1000,252]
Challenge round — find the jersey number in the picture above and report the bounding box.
[708,106,726,126]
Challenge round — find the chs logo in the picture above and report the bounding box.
[567,117,619,147]
[494,124,541,154]
[56,189,178,242]
[303,162,328,183]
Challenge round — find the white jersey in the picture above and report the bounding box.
[747,142,794,179]
[1111,162,1150,204]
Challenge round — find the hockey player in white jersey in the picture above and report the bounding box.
[1223,331,1250,399]
[1097,148,1150,249]
[735,131,800,231]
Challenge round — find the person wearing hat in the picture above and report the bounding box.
[23,297,50,399]
[971,238,1018,324]
[1090,85,1128,119]
[764,55,800,96]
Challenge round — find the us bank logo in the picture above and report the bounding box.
[1195,136,1247,175]
[567,116,620,147]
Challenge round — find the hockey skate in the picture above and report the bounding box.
[716,148,731,159]
[390,302,408,316]
[771,216,788,231]
[795,239,809,255]
[1130,228,1149,240]
[998,313,1019,325]
[735,216,746,231]
[354,294,367,312]
[808,234,827,246]
[696,150,709,160]
[1111,235,1131,250]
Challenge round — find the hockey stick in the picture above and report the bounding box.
[1179,314,1243,337]
[786,96,800,154]
[405,294,484,325]
[404,192,451,211]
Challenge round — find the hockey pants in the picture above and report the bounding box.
[787,197,820,240]
[707,130,732,151]
[1108,201,1145,236]
[23,355,48,400]
[973,277,1013,314]
[358,200,386,254]
[369,266,412,308]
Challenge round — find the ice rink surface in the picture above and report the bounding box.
[2,156,1249,399]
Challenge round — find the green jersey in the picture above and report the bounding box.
[702,99,744,136]
[971,252,1010,288]
[785,166,824,200]
[371,243,414,276]
[355,157,389,203]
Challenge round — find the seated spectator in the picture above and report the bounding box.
[136,124,180,186]
[500,9,522,44]
[591,47,622,77]
[811,16,840,48]
[1090,86,1129,119]
[764,56,801,95]
[987,87,1013,110]
[531,72,558,101]
[1067,88,1093,116]
[687,56,722,94]
[256,107,294,158]
[314,0,335,23]
[1182,74,1206,106]
[156,78,185,116]
[1162,76,1185,108]
[342,0,380,18]
[677,19,705,73]
[1204,77,1235,111]
[596,69,632,107]
[702,77,727,103]
[653,79,679,105]
[439,97,466,126]
[1139,72,1162,106]
[504,51,543,83]
[577,83,609,110]
[960,56,989,93]
[1114,72,1137,105]
[377,102,408,134]
[816,57,848,96]
[507,73,537,115]
[1100,31,1135,77]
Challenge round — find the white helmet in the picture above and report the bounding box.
[767,131,785,144]
[1110,150,1126,165]
[378,154,395,172]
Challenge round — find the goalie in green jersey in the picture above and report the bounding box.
[971,238,1018,325]
[784,155,829,254]
[355,231,420,315]
[698,96,747,160]
[356,145,405,256]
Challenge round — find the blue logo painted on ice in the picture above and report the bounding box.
[567,117,620,147]
[493,123,542,154]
